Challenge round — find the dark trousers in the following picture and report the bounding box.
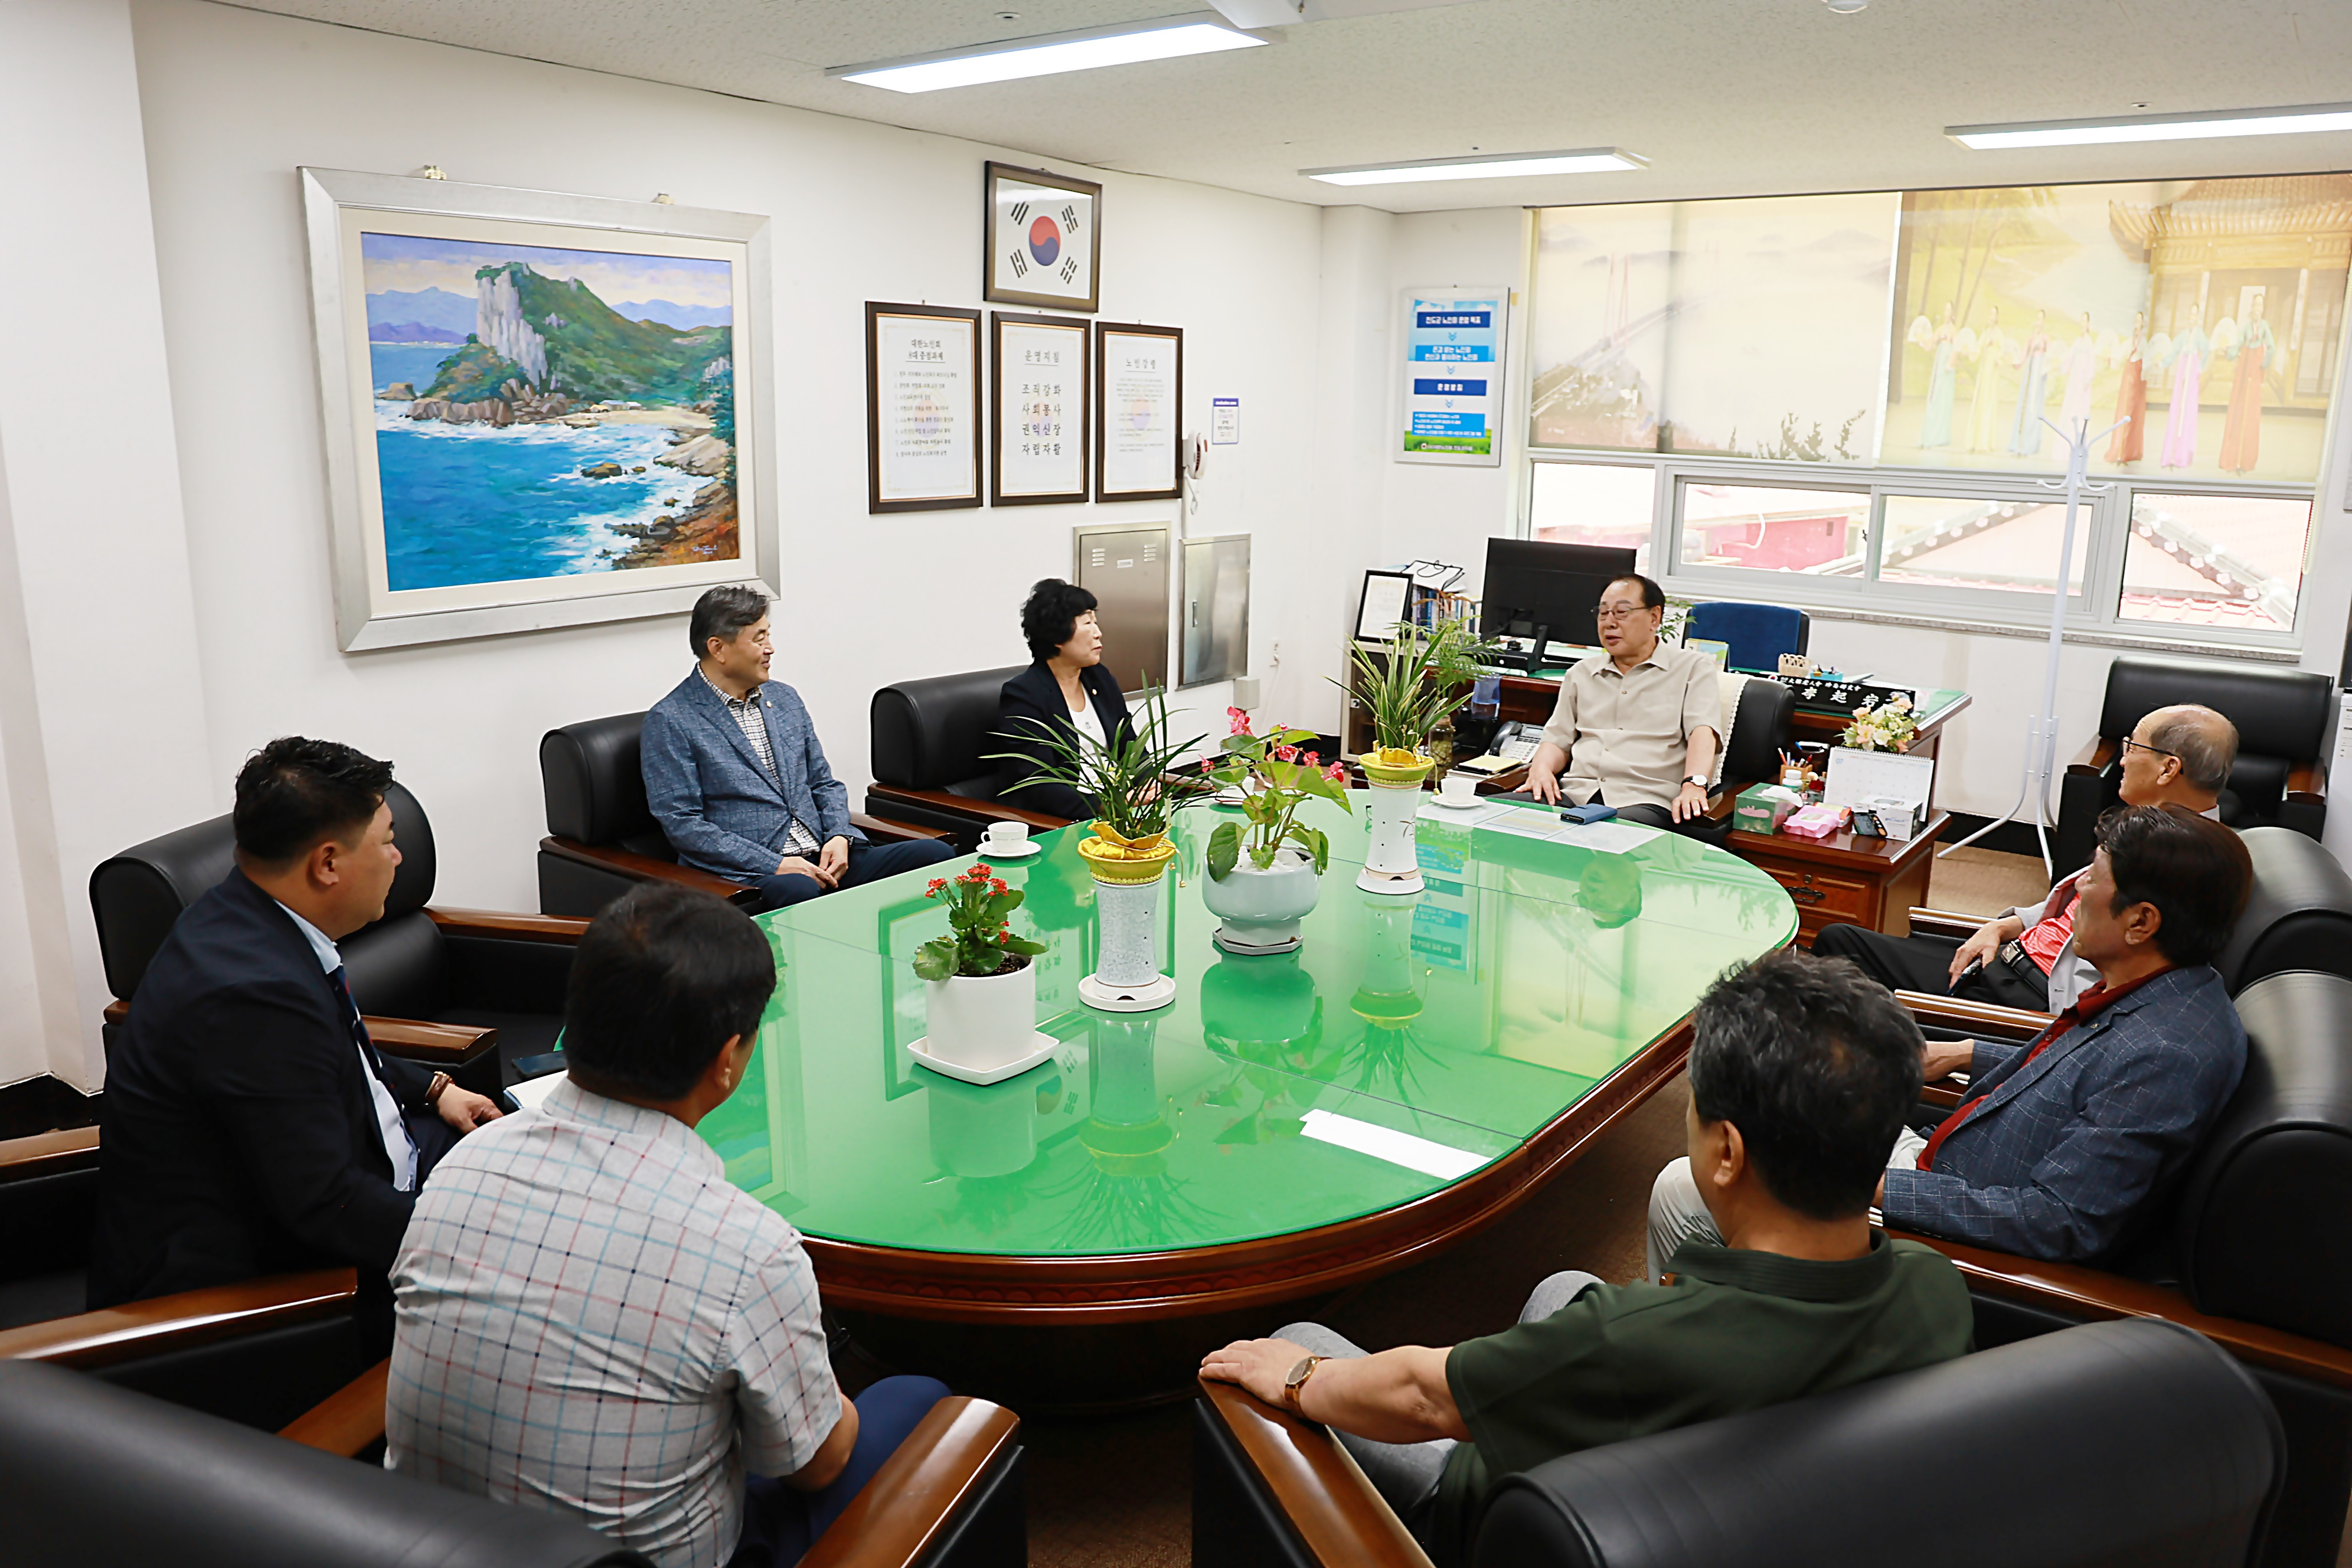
[730,1376,952,1566]
[1811,921,2049,1011]
[746,838,956,914]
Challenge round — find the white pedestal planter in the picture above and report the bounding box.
[1079,874,1177,1012]
[1202,850,1323,955]
[911,961,1056,1085]
[1358,776,1428,896]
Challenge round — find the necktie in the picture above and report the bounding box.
[329,965,422,1182]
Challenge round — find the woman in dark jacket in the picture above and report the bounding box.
[995,579,1135,821]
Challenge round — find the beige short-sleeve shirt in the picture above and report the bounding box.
[1540,645,1724,812]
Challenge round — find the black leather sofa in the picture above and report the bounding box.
[863,665,1067,847]
[0,1354,1028,1568]
[1897,966,2352,1567]
[2054,656,2333,876]
[1195,1318,2281,1568]
[538,712,945,916]
[91,781,585,1092]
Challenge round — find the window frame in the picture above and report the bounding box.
[1521,447,2318,652]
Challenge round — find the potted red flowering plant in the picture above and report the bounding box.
[1196,710,1351,954]
[912,864,1052,1080]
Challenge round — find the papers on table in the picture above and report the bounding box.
[1557,820,1663,853]
[507,1072,566,1111]
[1453,802,1663,853]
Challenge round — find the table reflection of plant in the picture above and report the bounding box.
[1046,1015,1223,1251]
[1340,888,1445,1099]
[1194,947,1332,1148]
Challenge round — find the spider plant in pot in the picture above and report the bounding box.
[1196,714,1351,955]
[1337,619,1498,894]
[986,678,1207,1011]
[910,864,1053,1081]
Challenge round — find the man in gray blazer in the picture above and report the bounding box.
[642,587,952,912]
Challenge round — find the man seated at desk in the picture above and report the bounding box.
[1202,949,1971,1566]
[1814,703,2235,1012]
[1522,572,1721,832]
[643,585,952,913]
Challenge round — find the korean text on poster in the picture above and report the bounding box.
[1400,288,1508,468]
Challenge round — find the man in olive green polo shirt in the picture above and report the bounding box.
[1523,571,1722,831]
[1201,950,1972,1566]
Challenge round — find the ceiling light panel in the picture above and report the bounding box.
[831,13,1266,94]
[1303,148,1645,185]
[1948,102,2352,150]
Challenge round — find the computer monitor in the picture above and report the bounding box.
[1479,538,1639,649]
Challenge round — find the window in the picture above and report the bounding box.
[2120,492,2314,633]
[1528,460,1655,572]
[1677,482,1867,579]
[1879,495,2088,597]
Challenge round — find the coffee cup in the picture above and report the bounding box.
[984,820,1030,851]
[1438,772,1477,804]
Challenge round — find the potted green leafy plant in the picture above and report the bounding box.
[988,680,1207,1011]
[911,864,1052,1080]
[1197,713,1351,954]
[1338,618,1495,893]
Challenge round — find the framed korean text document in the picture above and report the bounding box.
[866,302,981,513]
[991,312,1089,506]
[1095,322,1182,502]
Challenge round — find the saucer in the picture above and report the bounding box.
[907,1032,1060,1085]
[976,839,1042,858]
[1428,794,1487,811]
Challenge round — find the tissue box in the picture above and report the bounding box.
[1733,784,1802,835]
[1783,803,1853,839]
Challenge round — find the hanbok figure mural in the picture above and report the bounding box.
[2105,311,2148,465]
[2055,312,2100,437]
[1907,302,1959,448]
[2158,305,2211,470]
[2219,292,2276,474]
[2007,312,2053,457]
[1966,308,2008,454]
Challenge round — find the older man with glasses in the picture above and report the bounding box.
[1814,703,2237,1011]
[1524,572,1723,834]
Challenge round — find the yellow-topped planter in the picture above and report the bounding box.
[1077,823,1179,885]
[1360,747,1436,788]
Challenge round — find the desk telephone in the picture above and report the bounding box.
[1458,721,1541,776]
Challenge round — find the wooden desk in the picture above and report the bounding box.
[1728,812,1950,948]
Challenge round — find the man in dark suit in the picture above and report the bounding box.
[1649,803,2253,1270]
[89,737,505,1350]
[642,586,952,913]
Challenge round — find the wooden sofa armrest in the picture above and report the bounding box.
[798,1396,1023,1568]
[1919,1075,1969,1111]
[279,1357,390,1456]
[2286,760,2328,806]
[538,837,759,904]
[863,785,1070,832]
[1197,1379,1435,1568]
[426,907,590,944]
[1885,1229,2352,1390]
[850,812,952,844]
[0,1125,100,1181]
[1905,907,1985,942]
[2067,736,2117,776]
[0,1268,357,1369]
[367,1017,498,1069]
[1895,989,2053,1041]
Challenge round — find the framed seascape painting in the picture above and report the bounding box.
[301,168,778,650]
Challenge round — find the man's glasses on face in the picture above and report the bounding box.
[1594,603,1649,625]
[2118,737,2175,762]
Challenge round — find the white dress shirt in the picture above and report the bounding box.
[1068,688,1109,754]
[274,899,418,1192]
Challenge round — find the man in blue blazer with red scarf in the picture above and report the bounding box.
[642,586,952,913]
[1649,802,2252,1272]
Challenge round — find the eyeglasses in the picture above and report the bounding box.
[2118,737,2176,762]
[1593,604,1652,623]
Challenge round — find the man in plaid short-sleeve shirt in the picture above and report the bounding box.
[388,883,949,1568]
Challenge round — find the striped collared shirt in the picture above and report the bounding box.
[387,1079,839,1568]
[700,668,820,858]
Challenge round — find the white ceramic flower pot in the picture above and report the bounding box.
[1202,849,1322,955]
[923,962,1041,1076]
[1358,776,1426,894]
[1080,873,1177,1011]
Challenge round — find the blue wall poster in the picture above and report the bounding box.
[1399,286,1509,467]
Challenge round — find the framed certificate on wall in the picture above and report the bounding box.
[984,162,1101,314]
[1094,322,1181,502]
[865,302,981,513]
[990,312,1089,507]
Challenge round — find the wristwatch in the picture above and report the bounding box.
[1283,1354,1327,1415]
[1682,775,1710,789]
[425,1071,453,1106]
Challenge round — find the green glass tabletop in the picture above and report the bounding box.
[701,792,1795,1259]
